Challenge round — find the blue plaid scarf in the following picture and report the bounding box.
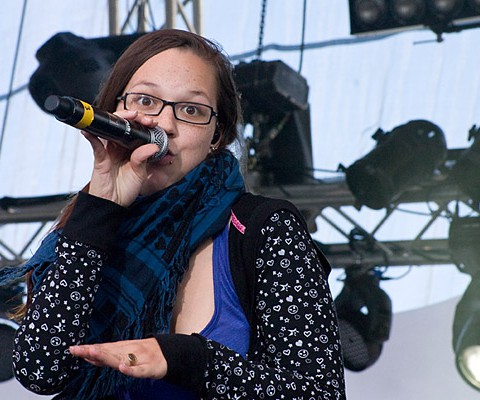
[2,150,245,399]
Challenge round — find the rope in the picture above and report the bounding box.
[0,0,28,157]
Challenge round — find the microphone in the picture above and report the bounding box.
[43,95,168,159]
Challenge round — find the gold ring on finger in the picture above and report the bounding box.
[127,353,137,366]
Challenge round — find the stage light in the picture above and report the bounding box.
[348,0,480,35]
[350,0,389,31]
[29,31,143,111]
[449,216,480,390]
[343,119,447,210]
[234,60,314,185]
[453,276,480,390]
[334,269,392,371]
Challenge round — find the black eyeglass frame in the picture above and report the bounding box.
[116,92,219,125]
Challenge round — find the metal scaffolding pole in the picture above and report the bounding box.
[165,0,177,29]
[108,0,119,35]
[165,0,203,34]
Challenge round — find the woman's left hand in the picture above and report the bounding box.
[69,337,168,379]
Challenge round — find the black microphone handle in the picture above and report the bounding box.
[43,95,168,158]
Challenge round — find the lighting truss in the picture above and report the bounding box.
[0,158,473,270]
[107,0,204,35]
[249,161,472,271]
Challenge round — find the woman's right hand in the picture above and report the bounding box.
[83,110,162,207]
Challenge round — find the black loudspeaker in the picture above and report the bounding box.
[257,106,314,186]
[234,60,313,185]
[29,31,144,110]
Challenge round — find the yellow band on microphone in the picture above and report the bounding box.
[73,100,95,129]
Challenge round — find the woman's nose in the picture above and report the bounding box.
[155,104,177,132]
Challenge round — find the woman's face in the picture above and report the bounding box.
[118,47,219,195]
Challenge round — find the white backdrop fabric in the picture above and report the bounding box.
[1,1,478,398]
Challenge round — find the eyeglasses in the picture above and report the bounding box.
[117,92,218,125]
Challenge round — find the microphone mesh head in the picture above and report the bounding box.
[150,127,168,160]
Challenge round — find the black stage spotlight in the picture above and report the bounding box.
[453,276,480,390]
[234,60,314,186]
[449,216,480,390]
[342,119,447,210]
[334,269,392,371]
[29,31,143,111]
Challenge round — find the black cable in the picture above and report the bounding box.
[256,0,268,59]
[0,84,28,102]
[230,31,402,62]
[298,0,307,74]
[0,0,28,158]
[380,266,413,281]
[394,206,444,217]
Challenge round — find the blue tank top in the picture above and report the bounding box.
[119,223,250,399]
